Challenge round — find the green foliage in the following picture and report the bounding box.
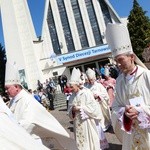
[127,0,150,61]
[0,44,6,93]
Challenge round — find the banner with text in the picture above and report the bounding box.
[56,45,111,64]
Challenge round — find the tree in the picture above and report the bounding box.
[0,44,6,93]
[127,0,150,61]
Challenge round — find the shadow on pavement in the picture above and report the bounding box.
[69,121,73,124]
[67,127,74,132]
[108,143,122,150]
[59,108,67,111]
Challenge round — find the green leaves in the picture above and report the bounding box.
[127,0,150,61]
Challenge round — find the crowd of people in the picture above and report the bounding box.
[27,75,68,111]
[0,23,149,150]
[25,67,116,114]
[28,78,57,111]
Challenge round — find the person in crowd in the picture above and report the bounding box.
[42,82,47,90]
[47,87,54,110]
[45,79,50,88]
[0,96,48,150]
[39,88,48,108]
[68,68,109,150]
[49,78,56,94]
[33,90,41,103]
[5,62,77,150]
[62,75,68,87]
[106,23,150,149]
[86,68,111,131]
[101,72,116,108]
[99,65,105,79]
[93,67,101,78]
[104,64,110,77]
[37,80,43,90]
[97,74,105,85]
[109,64,119,79]
[58,75,64,93]
[63,83,72,112]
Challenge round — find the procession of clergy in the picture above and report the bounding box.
[1,23,150,150]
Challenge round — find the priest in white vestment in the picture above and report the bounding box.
[0,96,49,150]
[86,68,111,131]
[106,23,150,150]
[4,62,77,150]
[68,68,109,150]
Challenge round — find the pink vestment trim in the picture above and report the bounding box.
[135,107,150,129]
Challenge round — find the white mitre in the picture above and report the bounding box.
[5,62,21,86]
[106,23,147,69]
[106,23,133,57]
[86,68,96,79]
[69,67,81,85]
[77,69,84,85]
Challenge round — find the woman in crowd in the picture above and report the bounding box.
[101,71,116,108]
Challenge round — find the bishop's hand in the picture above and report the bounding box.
[125,105,139,120]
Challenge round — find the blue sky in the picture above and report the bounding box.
[109,0,150,17]
[0,0,149,47]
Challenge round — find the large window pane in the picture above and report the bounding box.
[47,3,61,54]
[57,0,75,52]
[85,0,103,45]
[71,0,89,48]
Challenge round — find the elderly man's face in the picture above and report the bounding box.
[5,85,19,98]
[70,84,79,93]
[115,54,135,74]
[89,78,95,85]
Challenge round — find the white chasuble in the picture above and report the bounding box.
[112,66,150,150]
[69,88,102,150]
[88,82,111,131]
[9,89,77,150]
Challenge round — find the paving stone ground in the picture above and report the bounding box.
[50,106,122,150]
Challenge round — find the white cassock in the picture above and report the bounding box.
[9,89,77,150]
[111,65,150,150]
[0,97,49,150]
[69,88,103,150]
[88,81,111,131]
